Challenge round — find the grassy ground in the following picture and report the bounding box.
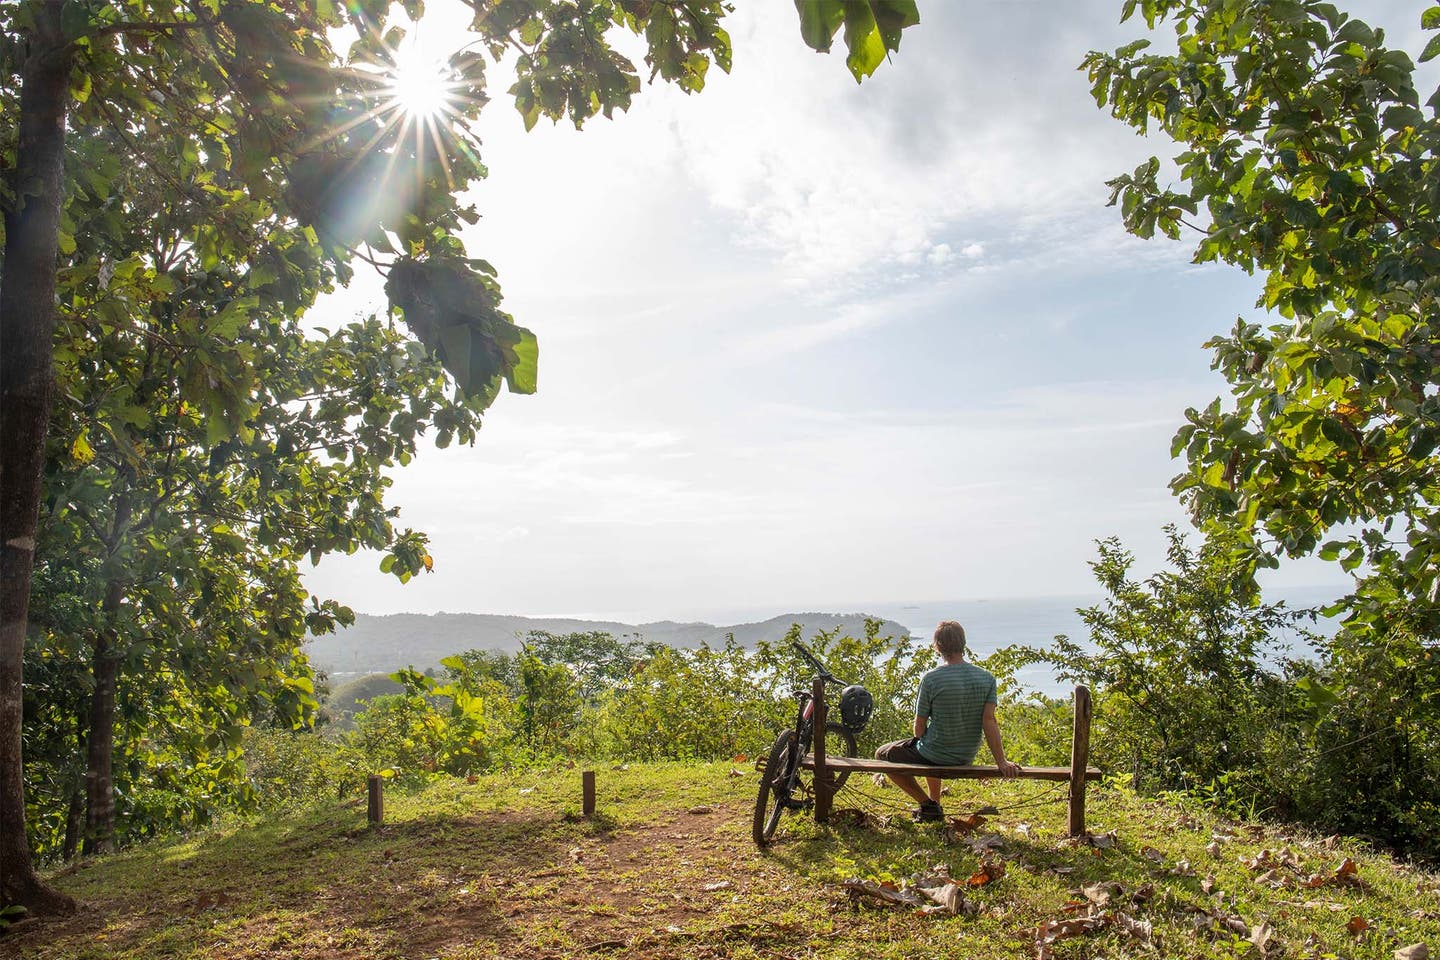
[5,762,1438,960]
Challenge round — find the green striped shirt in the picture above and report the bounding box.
[914,661,998,765]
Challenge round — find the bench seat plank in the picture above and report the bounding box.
[800,755,1102,782]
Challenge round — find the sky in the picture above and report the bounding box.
[303,0,1431,623]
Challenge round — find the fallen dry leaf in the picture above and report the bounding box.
[1251,921,1275,953]
[843,878,922,909]
[1395,945,1430,960]
[1083,830,1118,849]
[1206,840,1222,858]
[966,833,1006,855]
[1141,845,1166,863]
[948,813,986,835]
[1170,858,1196,877]
[726,767,746,778]
[1114,911,1153,942]
[1347,916,1371,936]
[731,754,747,764]
[1201,875,1218,895]
[686,805,714,815]
[916,881,969,916]
[701,881,731,892]
[1037,913,1107,946]
[1254,868,1289,889]
[1131,882,1156,904]
[1080,881,1121,906]
[966,859,1006,887]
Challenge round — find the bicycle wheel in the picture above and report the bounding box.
[816,722,857,791]
[753,729,798,847]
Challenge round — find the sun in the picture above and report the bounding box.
[385,37,455,120]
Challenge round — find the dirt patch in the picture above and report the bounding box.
[6,802,780,960]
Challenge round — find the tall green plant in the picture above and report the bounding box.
[996,529,1300,794]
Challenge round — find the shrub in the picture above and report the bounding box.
[1001,526,1440,861]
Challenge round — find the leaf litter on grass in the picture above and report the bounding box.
[20,762,1440,960]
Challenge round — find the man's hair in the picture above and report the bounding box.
[934,621,966,658]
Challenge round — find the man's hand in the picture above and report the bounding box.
[997,759,1022,778]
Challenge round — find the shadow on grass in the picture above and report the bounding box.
[20,804,588,960]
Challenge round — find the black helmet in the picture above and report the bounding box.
[838,684,874,733]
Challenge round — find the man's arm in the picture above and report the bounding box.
[982,702,1022,777]
[912,715,928,739]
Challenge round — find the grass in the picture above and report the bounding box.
[7,762,1438,959]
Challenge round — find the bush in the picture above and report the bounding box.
[996,528,1300,796]
[243,727,368,808]
[1000,527,1440,862]
[588,620,928,762]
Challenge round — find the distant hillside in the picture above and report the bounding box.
[306,611,912,678]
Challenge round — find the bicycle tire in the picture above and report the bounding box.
[753,729,797,847]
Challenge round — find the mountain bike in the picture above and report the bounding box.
[752,641,864,847]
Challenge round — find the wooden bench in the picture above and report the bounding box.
[799,681,1101,835]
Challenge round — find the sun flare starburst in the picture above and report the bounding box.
[385,39,456,120]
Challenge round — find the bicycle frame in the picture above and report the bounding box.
[754,640,860,845]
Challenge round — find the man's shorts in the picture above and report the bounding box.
[874,737,935,766]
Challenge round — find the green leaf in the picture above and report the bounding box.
[69,431,95,464]
[1424,6,1440,29]
[1295,676,1340,711]
[1421,33,1440,62]
[795,0,844,52]
[873,0,920,48]
[842,2,887,81]
[505,327,538,395]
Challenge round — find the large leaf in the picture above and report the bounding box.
[506,327,539,395]
[384,258,539,405]
[795,1,920,82]
[795,0,844,52]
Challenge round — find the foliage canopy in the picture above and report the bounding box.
[1090,0,1440,635]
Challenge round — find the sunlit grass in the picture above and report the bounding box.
[18,763,1440,960]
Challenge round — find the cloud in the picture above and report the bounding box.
[642,2,1167,286]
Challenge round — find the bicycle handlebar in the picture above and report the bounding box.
[791,641,846,686]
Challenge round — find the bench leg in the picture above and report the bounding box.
[1068,684,1092,837]
[812,677,831,825]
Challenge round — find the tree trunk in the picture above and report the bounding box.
[60,785,83,863]
[82,577,126,855]
[82,475,133,855]
[0,3,77,914]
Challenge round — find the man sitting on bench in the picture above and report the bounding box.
[874,620,1022,822]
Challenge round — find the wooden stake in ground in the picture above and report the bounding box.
[582,770,596,817]
[1068,685,1092,837]
[368,775,384,825]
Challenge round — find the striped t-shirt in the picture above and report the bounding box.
[914,661,998,764]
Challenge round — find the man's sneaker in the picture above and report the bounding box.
[912,800,944,823]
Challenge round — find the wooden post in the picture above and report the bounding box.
[367,774,384,825]
[1068,685,1092,837]
[582,770,596,817]
[812,677,831,824]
